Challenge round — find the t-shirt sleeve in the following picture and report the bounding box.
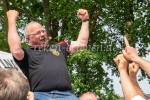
[57,40,71,59]
[13,48,29,78]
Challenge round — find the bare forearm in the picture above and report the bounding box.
[77,21,89,45]
[8,21,24,60]
[130,77,145,99]
[120,71,138,100]
[69,9,89,53]
[8,21,22,52]
[134,57,150,76]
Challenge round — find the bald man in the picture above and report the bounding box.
[80,92,97,100]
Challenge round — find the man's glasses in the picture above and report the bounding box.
[28,29,46,36]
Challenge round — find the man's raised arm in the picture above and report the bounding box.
[7,10,24,60]
[69,9,89,53]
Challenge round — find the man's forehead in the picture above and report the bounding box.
[28,23,43,32]
[30,23,42,29]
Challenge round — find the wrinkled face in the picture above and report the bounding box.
[26,23,48,48]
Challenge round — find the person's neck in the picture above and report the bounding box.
[30,45,46,49]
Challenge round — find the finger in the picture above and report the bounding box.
[129,63,133,69]
[124,35,130,47]
[79,12,86,15]
[113,58,119,65]
[133,63,139,70]
[77,9,81,15]
[113,58,117,63]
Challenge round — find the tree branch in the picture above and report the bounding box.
[10,5,41,22]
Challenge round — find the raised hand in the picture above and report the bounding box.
[77,9,89,20]
[129,62,139,78]
[113,54,129,72]
[122,36,139,62]
[7,10,19,22]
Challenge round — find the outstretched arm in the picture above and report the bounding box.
[69,9,89,53]
[114,54,138,100]
[122,36,150,76]
[129,63,145,99]
[7,10,24,60]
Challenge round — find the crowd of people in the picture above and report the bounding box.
[0,7,149,100]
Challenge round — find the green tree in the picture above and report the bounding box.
[0,0,149,99]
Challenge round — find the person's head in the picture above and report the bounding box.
[80,92,97,100]
[0,68,33,100]
[24,22,48,48]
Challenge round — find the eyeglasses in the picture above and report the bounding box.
[28,29,46,36]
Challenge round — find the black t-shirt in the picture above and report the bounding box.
[14,40,72,92]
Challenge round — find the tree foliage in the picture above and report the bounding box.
[0,0,149,99]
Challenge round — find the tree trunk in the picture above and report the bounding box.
[124,0,134,46]
[43,0,52,41]
[2,0,9,51]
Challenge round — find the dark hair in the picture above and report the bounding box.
[0,68,30,100]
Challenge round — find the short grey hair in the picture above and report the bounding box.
[24,21,41,37]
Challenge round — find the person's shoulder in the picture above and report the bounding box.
[131,95,146,100]
[57,40,66,45]
[57,40,71,46]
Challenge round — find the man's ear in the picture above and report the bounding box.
[26,36,29,42]
[27,91,34,100]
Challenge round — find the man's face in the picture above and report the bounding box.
[26,23,48,48]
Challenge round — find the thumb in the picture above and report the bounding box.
[113,58,118,65]
[129,63,133,71]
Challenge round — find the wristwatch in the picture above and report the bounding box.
[82,19,89,22]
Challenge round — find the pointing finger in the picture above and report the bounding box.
[124,35,130,47]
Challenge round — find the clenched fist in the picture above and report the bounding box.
[77,9,89,20]
[7,10,19,22]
